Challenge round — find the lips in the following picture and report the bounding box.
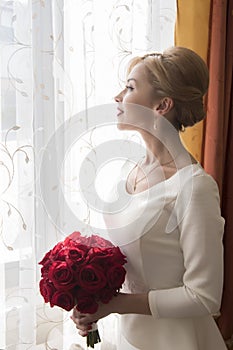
[117,107,124,116]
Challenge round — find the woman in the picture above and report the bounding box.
[71,47,227,350]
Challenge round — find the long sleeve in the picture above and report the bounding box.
[148,174,225,319]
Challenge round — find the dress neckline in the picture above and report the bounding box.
[124,162,202,197]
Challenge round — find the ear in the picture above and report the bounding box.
[155,97,174,115]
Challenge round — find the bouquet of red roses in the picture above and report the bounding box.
[39,231,127,348]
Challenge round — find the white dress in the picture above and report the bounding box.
[100,160,227,350]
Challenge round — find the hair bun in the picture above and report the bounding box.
[175,96,206,129]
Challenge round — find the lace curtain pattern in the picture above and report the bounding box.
[0,0,176,349]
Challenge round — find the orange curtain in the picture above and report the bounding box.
[175,0,211,162]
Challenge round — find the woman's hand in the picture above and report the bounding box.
[70,292,151,336]
[70,298,116,337]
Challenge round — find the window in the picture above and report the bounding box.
[0,1,176,348]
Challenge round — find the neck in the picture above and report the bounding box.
[140,127,186,166]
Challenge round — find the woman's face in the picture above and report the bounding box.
[115,62,158,131]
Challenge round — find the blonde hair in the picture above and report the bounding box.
[127,47,209,130]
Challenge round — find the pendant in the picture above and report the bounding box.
[133,181,137,192]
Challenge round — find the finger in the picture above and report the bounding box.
[72,309,89,321]
[72,318,85,327]
[70,313,87,323]
[79,323,93,335]
[75,322,93,332]
[78,329,88,337]
[75,315,93,325]
[72,308,82,318]
[75,323,90,332]
[70,316,78,325]
[73,317,93,329]
[73,305,87,315]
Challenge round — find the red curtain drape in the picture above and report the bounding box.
[203,0,233,342]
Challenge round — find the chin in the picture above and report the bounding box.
[117,122,135,131]
[117,122,126,130]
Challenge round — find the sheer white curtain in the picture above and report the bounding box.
[0,0,176,349]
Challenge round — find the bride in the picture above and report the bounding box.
[71,46,227,350]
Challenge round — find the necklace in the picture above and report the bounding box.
[132,157,175,192]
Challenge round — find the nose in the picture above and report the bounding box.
[114,89,125,103]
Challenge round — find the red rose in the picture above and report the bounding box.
[54,241,87,262]
[106,264,126,289]
[68,262,82,277]
[87,247,110,267]
[65,231,82,243]
[75,289,98,314]
[68,244,88,263]
[87,247,105,259]
[87,247,126,271]
[50,241,64,258]
[97,287,115,304]
[48,261,76,290]
[106,247,127,265]
[54,248,68,261]
[65,231,88,246]
[50,290,75,311]
[39,251,54,278]
[39,250,52,265]
[39,278,56,303]
[87,235,113,248]
[78,264,107,293]
[41,263,51,278]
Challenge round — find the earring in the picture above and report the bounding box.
[181,124,185,132]
[153,118,157,130]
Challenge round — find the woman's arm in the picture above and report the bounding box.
[148,174,224,319]
[71,292,151,336]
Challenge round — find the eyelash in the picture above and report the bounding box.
[125,85,134,91]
